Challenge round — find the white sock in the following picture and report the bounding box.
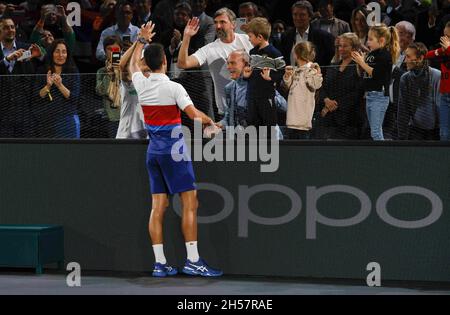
[185,241,200,263]
[152,244,167,264]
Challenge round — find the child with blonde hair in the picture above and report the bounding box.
[282,41,323,139]
[352,24,400,140]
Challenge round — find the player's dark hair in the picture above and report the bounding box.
[144,43,165,71]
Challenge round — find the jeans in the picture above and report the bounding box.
[440,93,450,141]
[366,91,389,141]
[287,128,310,139]
[55,115,80,139]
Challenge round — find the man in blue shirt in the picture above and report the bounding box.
[96,1,140,61]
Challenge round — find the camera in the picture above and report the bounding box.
[111,47,121,64]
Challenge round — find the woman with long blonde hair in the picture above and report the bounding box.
[351,24,400,140]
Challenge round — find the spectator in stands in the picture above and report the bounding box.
[352,24,400,141]
[91,0,117,65]
[190,0,215,45]
[330,35,341,63]
[162,2,198,52]
[243,17,284,130]
[282,41,323,139]
[270,19,286,51]
[177,8,253,116]
[96,36,122,138]
[333,0,359,24]
[217,49,286,139]
[398,42,441,140]
[0,3,33,42]
[319,32,364,139]
[205,0,233,17]
[218,50,251,128]
[382,0,407,26]
[350,5,369,52]
[425,21,450,140]
[239,2,259,22]
[151,0,177,38]
[116,39,147,139]
[30,5,76,54]
[37,39,80,138]
[384,20,416,139]
[415,2,439,49]
[395,21,416,66]
[133,0,152,27]
[280,1,335,67]
[0,17,41,138]
[38,4,65,40]
[0,3,6,18]
[164,2,214,129]
[311,0,351,38]
[93,0,117,34]
[96,1,139,61]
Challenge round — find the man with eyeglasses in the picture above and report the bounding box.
[96,1,139,61]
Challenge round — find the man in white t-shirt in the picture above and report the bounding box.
[177,7,253,115]
[128,22,223,278]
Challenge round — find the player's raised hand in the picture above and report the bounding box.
[184,18,200,38]
[140,21,156,42]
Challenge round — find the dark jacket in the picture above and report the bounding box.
[280,26,335,66]
[319,60,364,127]
[0,41,37,137]
[33,66,80,138]
[397,67,441,140]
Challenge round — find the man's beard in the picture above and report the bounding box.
[216,29,228,39]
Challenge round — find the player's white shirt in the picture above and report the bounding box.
[131,72,192,111]
[132,72,193,154]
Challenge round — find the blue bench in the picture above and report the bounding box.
[0,225,64,274]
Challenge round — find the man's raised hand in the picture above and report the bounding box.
[184,18,200,38]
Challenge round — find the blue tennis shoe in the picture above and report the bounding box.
[182,258,223,277]
[152,262,178,277]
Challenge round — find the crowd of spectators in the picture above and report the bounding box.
[0,0,449,140]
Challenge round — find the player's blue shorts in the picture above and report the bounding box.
[146,153,196,195]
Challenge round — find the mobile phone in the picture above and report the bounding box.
[111,47,121,64]
[123,35,131,42]
[17,50,32,61]
[235,18,247,34]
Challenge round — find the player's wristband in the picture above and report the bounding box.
[138,37,147,44]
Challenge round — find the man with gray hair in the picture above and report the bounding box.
[219,49,251,128]
[177,7,253,116]
[395,20,416,67]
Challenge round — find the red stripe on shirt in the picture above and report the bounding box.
[141,104,181,126]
